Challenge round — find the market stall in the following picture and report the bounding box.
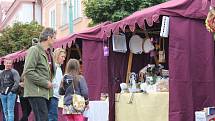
[1,1,215,121]
[0,21,111,100]
[53,21,111,100]
[100,0,215,121]
[0,21,112,121]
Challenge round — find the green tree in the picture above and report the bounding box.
[0,21,44,56]
[140,0,167,8]
[83,0,166,26]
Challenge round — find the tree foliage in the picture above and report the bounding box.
[83,0,166,26]
[0,21,43,56]
[140,0,167,8]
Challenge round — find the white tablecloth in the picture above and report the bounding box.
[85,100,109,121]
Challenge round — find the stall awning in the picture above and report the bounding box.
[102,0,211,37]
[0,21,111,63]
[0,50,27,63]
[53,21,111,48]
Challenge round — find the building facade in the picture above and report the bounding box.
[0,0,90,38]
[0,0,42,31]
[42,0,90,38]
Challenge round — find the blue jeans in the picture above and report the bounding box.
[0,100,6,121]
[48,97,59,121]
[0,92,16,121]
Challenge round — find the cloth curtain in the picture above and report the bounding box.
[82,39,109,100]
[169,16,215,121]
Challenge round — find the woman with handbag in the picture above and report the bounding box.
[59,59,89,121]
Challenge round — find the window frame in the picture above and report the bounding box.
[49,5,56,30]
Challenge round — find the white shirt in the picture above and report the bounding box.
[52,63,63,98]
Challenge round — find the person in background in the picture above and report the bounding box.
[18,38,40,121]
[32,38,40,46]
[48,48,66,121]
[59,59,89,121]
[0,58,20,121]
[23,27,56,121]
[18,76,31,121]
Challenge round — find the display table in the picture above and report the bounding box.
[115,92,169,121]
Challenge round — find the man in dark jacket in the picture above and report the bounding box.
[0,58,20,121]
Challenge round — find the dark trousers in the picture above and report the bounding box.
[28,97,49,121]
[19,97,32,121]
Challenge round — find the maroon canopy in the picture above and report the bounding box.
[53,21,111,48]
[0,21,111,63]
[0,21,111,102]
[0,50,26,63]
[102,0,211,37]
[102,1,215,121]
[211,0,215,7]
[0,1,214,121]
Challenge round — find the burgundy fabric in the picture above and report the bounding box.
[102,1,214,121]
[102,0,211,37]
[50,22,110,101]
[211,0,215,7]
[0,22,111,64]
[82,40,108,100]
[0,50,26,63]
[0,22,111,102]
[64,114,84,121]
[53,21,111,49]
[107,39,128,121]
[169,17,215,121]
[107,35,158,121]
[0,1,214,121]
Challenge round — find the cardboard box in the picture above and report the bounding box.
[195,111,215,121]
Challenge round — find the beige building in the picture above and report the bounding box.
[0,0,42,31]
[42,0,90,38]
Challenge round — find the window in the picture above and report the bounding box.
[73,0,81,20]
[66,0,82,22]
[61,1,68,25]
[49,6,56,30]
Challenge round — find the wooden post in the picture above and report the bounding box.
[126,52,133,84]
